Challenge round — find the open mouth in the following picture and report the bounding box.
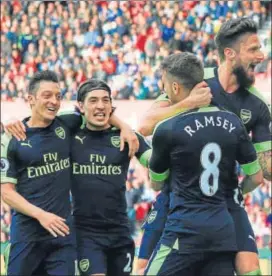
[47,107,57,113]
[248,64,257,72]
[94,112,106,119]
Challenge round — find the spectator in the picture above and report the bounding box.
[205,51,218,67]
[126,180,141,236]
[0,1,270,102]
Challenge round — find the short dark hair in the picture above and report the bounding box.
[160,52,204,91]
[28,70,59,95]
[77,79,111,102]
[215,17,258,61]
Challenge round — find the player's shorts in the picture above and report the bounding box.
[77,229,135,276]
[144,242,235,276]
[139,191,169,260]
[6,235,77,276]
[229,206,258,253]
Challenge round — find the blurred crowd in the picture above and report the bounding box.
[245,180,272,249]
[1,0,271,101]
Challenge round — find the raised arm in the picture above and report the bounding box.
[3,109,140,158]
[138,82,212,136]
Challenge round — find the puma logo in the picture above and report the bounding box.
[21,140,32,148]
[248,235,255,242]
[75,135,86,144]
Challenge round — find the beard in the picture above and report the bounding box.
[232,65,255,89]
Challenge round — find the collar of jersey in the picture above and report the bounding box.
[81,125,115,134]
[214,68,247,96]
[22,116,55,132]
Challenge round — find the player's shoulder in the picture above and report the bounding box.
[109,126,121,135]
[57,107,84,131]
[1,133,17,150]
[57,107,81,118]
[52,117,72,134]
[154,93,171,103]
[135,131,151,146]
[204,67,217,81]
[153,108,194,136]
[246,86,271,112]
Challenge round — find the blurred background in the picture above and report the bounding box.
[1,0,271,274]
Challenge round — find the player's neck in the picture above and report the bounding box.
[28,114,52,128]
[86,122,111,131]
[218,63,240,93]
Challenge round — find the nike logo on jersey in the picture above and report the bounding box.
[248,235,255,242]
[75,135,86,144]
[21,141,32,148]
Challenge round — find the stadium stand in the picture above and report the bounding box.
[1,1,271,101]
[1,0,271,274]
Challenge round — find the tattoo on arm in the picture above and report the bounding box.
[257,150,271,181]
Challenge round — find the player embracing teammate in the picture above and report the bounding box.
[137,17,271,276]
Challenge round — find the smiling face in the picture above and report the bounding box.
[79,89,112,130]
[231,33,264,87]
[28,81,61,124]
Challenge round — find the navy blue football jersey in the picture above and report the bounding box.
[156,68,271,206]
[71,126,151,232]
[149,106,260,253]
[204,67,271,152]
[1,118,73,243]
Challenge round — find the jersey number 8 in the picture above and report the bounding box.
[200,143,222,197]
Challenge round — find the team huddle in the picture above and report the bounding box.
[1,17,271,276]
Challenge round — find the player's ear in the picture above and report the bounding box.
[28,94,35,108]
[224,48,236,61]
[171,82,179,95]
[77,101,84,114]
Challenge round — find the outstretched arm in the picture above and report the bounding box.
[138,82,212,136]
[3,110,140,158]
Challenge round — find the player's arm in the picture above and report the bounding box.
[250,95,271,181]
[257,151,271,181]
[0,134,43,220]
[1,183,70,237]
[138,82,212,136]
[3,109,139,157]
[58,108,139,157]
[109,113,139,158]
[236,125,264,194]
[134,132,152,168]
[0,134,70,237]
[148,123,171,191]
[58,109,139,158]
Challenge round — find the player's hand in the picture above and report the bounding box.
[120,126,139,158]
[4,119,26,141]
[187,81,212,108]
[37,211,70,238]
